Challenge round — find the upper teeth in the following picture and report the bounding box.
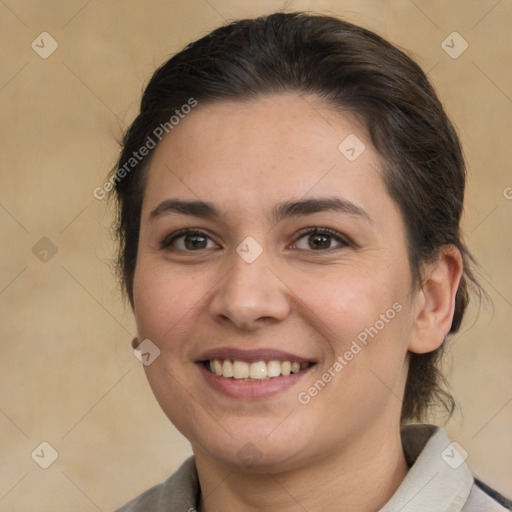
[208,359,310,380]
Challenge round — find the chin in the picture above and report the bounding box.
[186,417,316,472]
[203,441,307,473]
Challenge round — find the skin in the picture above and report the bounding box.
[132,93,462,512]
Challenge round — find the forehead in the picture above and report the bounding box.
[141,93,395,225]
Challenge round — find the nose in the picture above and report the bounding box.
[207,249,291,331]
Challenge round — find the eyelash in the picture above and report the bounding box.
[160,227,351,252]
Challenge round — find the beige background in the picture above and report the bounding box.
[0,0,511,510]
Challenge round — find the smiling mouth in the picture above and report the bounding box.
[202,359,314,382]
[203,359,313,381]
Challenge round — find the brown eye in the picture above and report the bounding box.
[183,234,208,250]
[307,233,331,250]
[293,228,350,251]
[161,229,219,251]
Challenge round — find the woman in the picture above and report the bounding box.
[109,12,511,512]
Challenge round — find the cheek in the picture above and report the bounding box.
[293,265,408,342]
[290,264,412,396]
[133,261,205,341]
[132,262,208,426]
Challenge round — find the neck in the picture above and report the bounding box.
[195,421,409,512]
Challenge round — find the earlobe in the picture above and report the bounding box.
[408,245,463,354]
[132,336,140,349]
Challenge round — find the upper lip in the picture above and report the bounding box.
[195,347,315,364]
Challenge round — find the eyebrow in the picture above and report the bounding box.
[149,197,371,224]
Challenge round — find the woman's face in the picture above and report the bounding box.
[133,93,418,471]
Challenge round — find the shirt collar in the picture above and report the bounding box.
[378,423,474,512]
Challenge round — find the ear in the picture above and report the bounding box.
[131,336,141,349]
[408,245,463,354]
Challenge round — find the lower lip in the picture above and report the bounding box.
[197,363,313,399]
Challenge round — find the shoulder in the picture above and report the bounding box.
[112,456,199,512]
[392,424,512,512]
[462,479,512,511]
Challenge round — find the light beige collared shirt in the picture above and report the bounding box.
[113,424,511,511]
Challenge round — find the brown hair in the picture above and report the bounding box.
[108,12,482,423]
